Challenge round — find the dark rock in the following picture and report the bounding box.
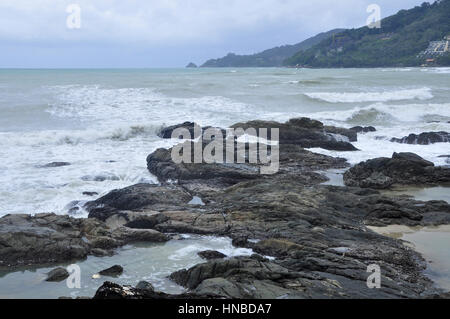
[231,118,358,151]
[81,173,120,182]
[158,122,201,139]
[197,250,227,260]
[147,138,348,191]
[46,267,70,282]
[86,184,192,221]
[344,152,450,189]
[40,162,71,168]
[350,126,377,133]
[91,175,450,298]
[391,132,450,145]
[136,281,155,291]
[231,236,250,248]
[99,265,123,277]
[93,281,221,299]
[0,213,169,268]
[186,62,198,68]
[83,192,99,197]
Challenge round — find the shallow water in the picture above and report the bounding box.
[0,235,254,299]
[380,185,450,203]
[320,169,346,186]
[369,225,450,291]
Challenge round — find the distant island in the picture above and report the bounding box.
[186,62,198,68]
[199,0,450,68]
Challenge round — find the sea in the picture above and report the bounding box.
[1,67,450,298]
[1,67,449,217]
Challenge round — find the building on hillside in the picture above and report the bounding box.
[418,35,450,58]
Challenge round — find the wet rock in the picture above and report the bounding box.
[0,213,169,268]
[147,139,348,191]
[136,281,155,292]
[99,265,123,277]
[81,173,120,182]
[83,192,99,197]
[93,281,221,299]
[231,118,358,151]
[391,132,450,145]
[46,267,70,282]
[158,122,201,139]
[344,152,450,189]
[350,126,377,133]
[40,162,71,168]
[197,250,227,260]
[87,174,450,298]
[86,184,192,221]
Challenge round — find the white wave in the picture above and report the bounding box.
[309,131,450,167]
[46,85,253,129]
[304,87,433,103]
[276,102,450,127]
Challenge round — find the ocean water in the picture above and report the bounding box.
[0,67,450,217]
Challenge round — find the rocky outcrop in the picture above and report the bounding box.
[350,126,377,133]
[344,152,450,189]
[231,117,358,151]
[86,173,449,298]
[86,184,193,221]
[0,213,169,268]
[147,141,348,192]
[391,132,450,145]
[93,281,220,299]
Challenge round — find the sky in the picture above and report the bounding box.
[0,0,427,68]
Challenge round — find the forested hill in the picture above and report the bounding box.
[200,29,344,67]
[284,0,450,67]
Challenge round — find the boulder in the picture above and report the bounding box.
[46,267,70,282]
[98,265,123,277]
[197,250,227,260]
[350,126,377,133]
[135,281,155,292]
[86,184,192,221]
[344,152,450,189]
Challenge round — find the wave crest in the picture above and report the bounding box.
[304,87,433,103]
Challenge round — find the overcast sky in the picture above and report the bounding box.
[0,0,427,68]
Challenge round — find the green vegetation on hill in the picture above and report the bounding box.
[285,0,450,67]
[201,29,344,67]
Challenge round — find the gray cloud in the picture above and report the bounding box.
[0,0,426,67]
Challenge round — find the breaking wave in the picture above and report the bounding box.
[304,87,433,103]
